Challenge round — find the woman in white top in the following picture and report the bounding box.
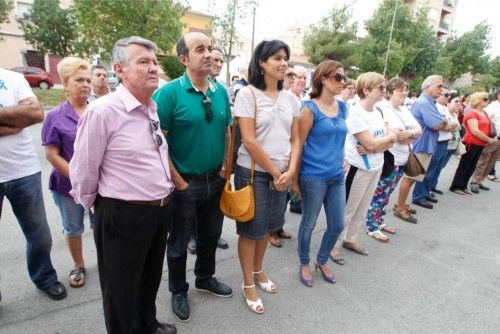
[365,78,421,242]
[233,39,300,314]
[329,72,398,264]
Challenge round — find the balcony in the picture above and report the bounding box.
[442,0,455,13]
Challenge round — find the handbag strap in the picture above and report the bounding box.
[224,87,256,184]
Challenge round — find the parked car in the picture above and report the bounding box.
[10,66,54,90]
[108,71,119,89]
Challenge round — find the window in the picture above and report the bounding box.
[16,0,34,18]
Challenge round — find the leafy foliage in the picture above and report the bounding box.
[17,0,75,56]
[302,6,359,69]
[0,0,12,24]
[441,21,491,81]
[161,55,184,80]
[72,0,185,59]
[359,0,441,78]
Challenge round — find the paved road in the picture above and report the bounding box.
[1,122,499,334]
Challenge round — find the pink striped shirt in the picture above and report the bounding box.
[69,85,174,209]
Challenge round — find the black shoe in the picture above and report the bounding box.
[217,238,229,249]
[171,293,190,322]
[412,200,433,209]
[289,203,302,214]
[470,184,480,194]
[425,196,438,203]
[431,188,443,195]
[187,236,196,255]
[478,183,490,191]
[39,281,67,300]
[154,322,177,334]
[195,277,233,297]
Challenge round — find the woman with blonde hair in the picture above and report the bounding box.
[329,72,398,264]
[41,56,92,287]
[449,92,497,194]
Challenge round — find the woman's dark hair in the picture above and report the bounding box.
[448,92,460,103]
[309,60,343,99]
[248,39,290,90]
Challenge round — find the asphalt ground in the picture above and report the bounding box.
[1,122,499,334]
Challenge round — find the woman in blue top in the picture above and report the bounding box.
[293,60,347,287]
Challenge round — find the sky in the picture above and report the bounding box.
[187,0,499,58]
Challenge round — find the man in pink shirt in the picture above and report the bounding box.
[70,36,176,334]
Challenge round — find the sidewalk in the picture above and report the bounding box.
[1,124,499,333]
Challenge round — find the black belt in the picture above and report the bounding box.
[180,168,220,180]
[125,195,170,207]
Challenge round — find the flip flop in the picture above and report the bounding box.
[342,241,368,256]
[69,267,86,288]
[367,230,389,243]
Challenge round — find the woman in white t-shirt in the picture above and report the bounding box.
[366,78,421,241]
[233,40,300,314]
[330,72,397,264]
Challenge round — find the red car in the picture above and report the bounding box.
[10,66,54,89]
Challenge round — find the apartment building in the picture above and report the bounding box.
[404,0,458,39]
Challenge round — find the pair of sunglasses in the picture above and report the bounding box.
[202,96,213,123]
[149,119,163,147]
[328,73,347,83]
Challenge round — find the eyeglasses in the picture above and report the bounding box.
[203,96,213,123]
[149,119,163,147]
[328,73,347,83]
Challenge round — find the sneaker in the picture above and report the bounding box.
[195,277,232,297]
[171,292,190,322]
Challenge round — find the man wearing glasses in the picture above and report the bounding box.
[153,32,232,323]
[70,36,176,334]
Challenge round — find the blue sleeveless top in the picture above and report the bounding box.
[300,99,347,180]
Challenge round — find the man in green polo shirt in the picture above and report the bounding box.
[153,31,232,323]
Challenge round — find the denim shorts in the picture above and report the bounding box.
[234,165,287,240]
[52,191,94,237]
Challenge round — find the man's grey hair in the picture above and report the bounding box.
[111,36,157,66]
[421,75,443,90]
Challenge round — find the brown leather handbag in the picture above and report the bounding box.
[219,88,256,222]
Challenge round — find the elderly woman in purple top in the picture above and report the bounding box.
[41,56,92,288]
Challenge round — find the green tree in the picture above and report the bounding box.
[302,5,359,69]
[442,21,491,81]
[359,0,439,78]
[17,0,75,56]
[161,55,184,80]
[72,0,185,59]
[0,0,12,24]
[0,0,13,41]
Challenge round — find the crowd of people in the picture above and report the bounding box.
[1,32,499,334]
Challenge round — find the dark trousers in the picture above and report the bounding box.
[450,144,484,191]
[94,196,171,334]
[167,172,225,294]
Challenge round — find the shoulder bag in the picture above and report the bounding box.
[219,88,256,222]
[375,106,395,177]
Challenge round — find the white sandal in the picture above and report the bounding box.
[367,230,389,243]
[253,270,277,293]
[242,283,264,314]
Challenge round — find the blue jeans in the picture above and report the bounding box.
[0,172,58,289]
[297,176,345,265]
[166,171,226,294]
[413,141,448,202]
[52,191,94,237]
